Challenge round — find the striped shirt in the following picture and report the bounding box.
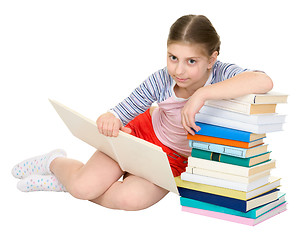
[111,60,249,125]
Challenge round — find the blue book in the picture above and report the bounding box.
[180,192,286,219]
[178,187,279,212]
[195,122,266,142]
[189,140,268,158]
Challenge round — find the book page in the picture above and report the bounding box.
[111,133,178,194]
[49,99,118,161]
[49,99,179,194]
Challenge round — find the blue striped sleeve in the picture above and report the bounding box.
[111,68,171,125]
[211,61,250,84]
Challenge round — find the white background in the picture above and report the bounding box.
[1,0,305,238]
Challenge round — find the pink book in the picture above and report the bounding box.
[182,203,287,226]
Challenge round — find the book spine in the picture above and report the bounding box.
[195,122,252,142]
[195,112,261,133]
[191,148,252,167]
[205,99,251,114]
[181,172,269,192]
[189,140,248,158]
[178,187,247,212]
[180,197,257,218]
[188,157,250,176]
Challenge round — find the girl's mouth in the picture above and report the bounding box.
[175,76,188,82]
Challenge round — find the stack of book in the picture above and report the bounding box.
[175,91,288,226]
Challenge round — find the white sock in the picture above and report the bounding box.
[12,149,67,179]
[17,174,66,192]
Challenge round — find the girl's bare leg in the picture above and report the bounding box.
[50,150,124,200]
[91,173,168,211]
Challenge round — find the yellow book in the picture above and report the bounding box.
[175,176,280,200]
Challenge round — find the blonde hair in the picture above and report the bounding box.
[167,15,221,57]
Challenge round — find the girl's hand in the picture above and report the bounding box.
[96,112,131,137]
[181,88,205,135]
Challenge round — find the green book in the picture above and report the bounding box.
[191,148,271,167]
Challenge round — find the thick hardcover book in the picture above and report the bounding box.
[191,148,271,167]
[195,112,284,134]
[198,105,286,124]
[49,99,179,194]
[188,134,264,149]
[175,176,281,200]
[180,172,269,192]
[189,140,268,158]
[187,157,275,177]
[204,99,277,115]
[178,187,280,212]
[234,91,288,104]
[182,203,287,226]
[195,122,266,142]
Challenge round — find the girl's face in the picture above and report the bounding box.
[167,42,217,95]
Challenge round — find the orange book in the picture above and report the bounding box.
[187,134,264,149]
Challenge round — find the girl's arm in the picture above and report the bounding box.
[181,71,274,135]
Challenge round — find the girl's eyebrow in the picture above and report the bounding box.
[167,52,201,59]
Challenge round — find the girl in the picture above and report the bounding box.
[12,15,273,211]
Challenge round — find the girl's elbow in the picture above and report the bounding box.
[257,73,273,93]
[264,75,274,92]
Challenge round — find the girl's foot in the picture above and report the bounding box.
[17,174,66,192]
[11,149,66,179]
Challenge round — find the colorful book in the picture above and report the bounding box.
[195,112,284,134]
[188,134,264,149]
[198,105,286,124]
[181,202,287,226]
[234,91,288,104]
[189,140,268,158]
[181,192,285,218]
[178,187,280,212]
[187,157,275,177]
[175,176,281,200]
[185,167,270,184]
[191,148,271,167]
[195,122,266,142]
[181,172,269,192]
[204,99,277,115]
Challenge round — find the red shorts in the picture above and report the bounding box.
[125,109,188,177]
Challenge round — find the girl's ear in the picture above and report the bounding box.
[208,51,218,69]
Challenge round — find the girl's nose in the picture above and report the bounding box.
[175,62,185,76]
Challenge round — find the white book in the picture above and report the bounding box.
[204,99,276,115]
[188,157,276,177]
[181,172,270,192]
[185,166,271,184]
[49,99,179,194]
[234,91,288,104]
[198,105,286,124]
[195,112,284,134]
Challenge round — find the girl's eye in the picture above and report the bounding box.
[170,55,177,61]
[188,59,196,64]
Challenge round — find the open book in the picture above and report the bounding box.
[49,99,179,194]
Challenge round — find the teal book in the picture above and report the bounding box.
[180,192,286,219]
[189,140,268,158]
[191,148,271,167]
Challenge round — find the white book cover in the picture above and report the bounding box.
[198,105,286,124]
[49,99,179,194]
[195,112,284,134]
[187,157,276,177]
[185,166,271,184]
[181,172,269,192]
[234,91,288,104]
